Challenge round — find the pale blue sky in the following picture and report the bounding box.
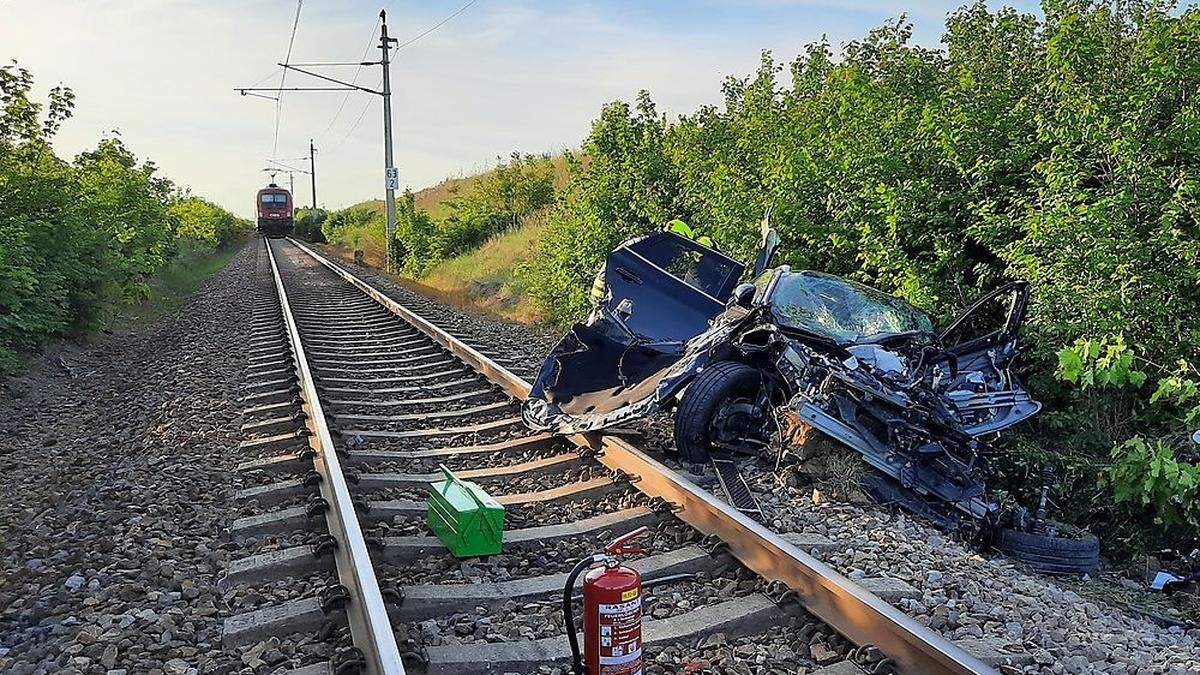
[1,1,1042,217]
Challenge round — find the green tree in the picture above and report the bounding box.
[519,1,1200,549]
[171,195,249,248]
[294,207,327,242]
[0,62,242,372]
[393,190,438,275]
[321,201,384,249]
[522,94,680,324]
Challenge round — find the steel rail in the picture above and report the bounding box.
[265,240,406,675]
[284,237,994,675]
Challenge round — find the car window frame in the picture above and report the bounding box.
[937,281,1030,353]
[625,232,743,303]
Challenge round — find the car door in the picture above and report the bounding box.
[936,282,1041,434]
[939,282,1030,357]
[607,231,743,339]
[524,231,744,432]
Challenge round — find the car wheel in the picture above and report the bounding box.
[995,523,1099,574]
[674,361,763,464]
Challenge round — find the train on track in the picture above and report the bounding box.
[255,183,294,237]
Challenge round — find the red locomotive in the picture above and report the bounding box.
[256,183,294,237]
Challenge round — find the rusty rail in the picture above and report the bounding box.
[265,240,406,675]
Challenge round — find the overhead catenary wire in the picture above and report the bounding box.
[324,1,482,156]
[316,17,382,144]
[267,158,311,174]
[272,0,306,158]
[240,69,285,101]
[248,69,281,88]
[394,0,481,52]
[327,89,378,155]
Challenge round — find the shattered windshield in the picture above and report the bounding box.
[764,271,933,342]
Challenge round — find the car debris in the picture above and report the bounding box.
[1148,546,1200,594]
[524,215,1099,573]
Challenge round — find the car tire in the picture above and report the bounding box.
[674,361,761,464]
[995,524,1099,574]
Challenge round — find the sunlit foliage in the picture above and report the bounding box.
[520,1,1200,550]
[0,63,248,372]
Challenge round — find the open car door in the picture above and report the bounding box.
[939,282,1029,354]
[524,231,744,433]
[937,282,1041,435]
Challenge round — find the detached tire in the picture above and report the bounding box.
[995,524,1099,575]
[673,361,761,464]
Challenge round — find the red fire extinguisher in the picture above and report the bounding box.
[564,526,649,675]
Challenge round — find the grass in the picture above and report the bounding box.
[420,214,549,323]
[318,215,549,324]
[311,155,575,325]
[116,237,245,331]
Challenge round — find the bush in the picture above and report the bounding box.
[172,196,249,248]
[382,153,556,273]
[321,201,385,252]
[0,62,245,373]
[432,153,555,260]
[1107,437,1200,532]
[519,1,1200,549]
[316,154,557,276]
[521,101,679,326]
[392,191,438,275]
[294,207,327,242]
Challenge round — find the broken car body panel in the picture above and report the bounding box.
[524,230,1042,521]
[524,231,743,432]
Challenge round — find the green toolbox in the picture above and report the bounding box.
[426,465,505,557]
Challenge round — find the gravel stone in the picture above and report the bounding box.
[316,249,1200,672]
[0,241,319,673]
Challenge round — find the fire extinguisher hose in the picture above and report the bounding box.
[564,553,606,675]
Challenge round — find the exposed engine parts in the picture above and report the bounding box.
[525,224,1098,573]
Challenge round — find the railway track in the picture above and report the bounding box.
[221,237,1025,675]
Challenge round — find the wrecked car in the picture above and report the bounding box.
[524,221,1099,573]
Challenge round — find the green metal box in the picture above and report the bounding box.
[426,466,505,557]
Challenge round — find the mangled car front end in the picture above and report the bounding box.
[524,226,1096,572]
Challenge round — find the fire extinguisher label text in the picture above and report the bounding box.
[597,597,643,673]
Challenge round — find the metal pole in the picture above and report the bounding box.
[379,9,398,272]
[310,139,318,210]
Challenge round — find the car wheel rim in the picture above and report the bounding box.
[711,395,766,453]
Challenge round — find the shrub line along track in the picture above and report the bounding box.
[226,237,1000,675]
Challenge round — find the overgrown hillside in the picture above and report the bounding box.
[420,213,550,322]
[0,64,250,373]
[315,153,569,318]
[413,154,574,217]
